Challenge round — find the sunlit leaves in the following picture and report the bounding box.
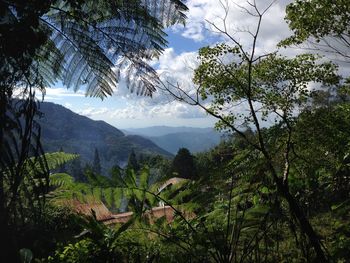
[281,0,350,46]
[194,43,339,129]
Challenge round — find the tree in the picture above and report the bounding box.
[92,148,102,175]
[163,2,339,261]
[70,156,85,182]
[1,0,188,97]
[58,147,68,173]
[171,148,196,179]
[127,149,140,172]
[281,0,350,62]
[0,1,188,261]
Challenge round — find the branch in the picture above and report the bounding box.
[159,81,262,151]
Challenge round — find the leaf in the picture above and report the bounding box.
[19,248,33,263]
[139,166,150,190]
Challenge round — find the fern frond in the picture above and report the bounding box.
[31,0,188,99]
[36,152,79,172]
[50,173,75,187]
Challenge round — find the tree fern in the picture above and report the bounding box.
[31,0,189,98]
[0,1,188,259]
[32,152,79,173]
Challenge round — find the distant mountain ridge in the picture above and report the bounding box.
[38,102,172,173]
[124,126,216,137]
[124,126,222,154]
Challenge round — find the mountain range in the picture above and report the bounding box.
[37,102,222,174]
[38,102,172,173]
[124,126,222,154]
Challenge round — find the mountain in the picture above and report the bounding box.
[124,126,222,154]
[124,126,216,137]
[38,102,172,173]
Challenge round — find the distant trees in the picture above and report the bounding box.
[171,148,196,179]
[58,147,68,173]
[92,148,102,175]
[127,149,140,172]
[69,156,86,182]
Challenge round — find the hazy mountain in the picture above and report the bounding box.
[124,126,216,137]
[124,126,222,154]
[38,102,172,173]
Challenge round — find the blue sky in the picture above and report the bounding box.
[44,0,296,129]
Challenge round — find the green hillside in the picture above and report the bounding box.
[38,102,172,173]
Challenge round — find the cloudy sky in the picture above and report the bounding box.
[44,0,297,129]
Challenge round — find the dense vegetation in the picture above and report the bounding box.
[1,0,350,262]
[0,0,187,261]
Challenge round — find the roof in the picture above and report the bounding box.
[64,199,114,221]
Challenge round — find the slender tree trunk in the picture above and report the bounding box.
[275,177,327,262]
[260,139,327,262]
[0,88,12,261]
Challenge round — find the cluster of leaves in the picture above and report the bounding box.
[194,44,339,128]
[281,0,350,46]
[1,0,188,98]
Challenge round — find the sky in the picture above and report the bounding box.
[43,0,304,129]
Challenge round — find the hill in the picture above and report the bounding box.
[38,102,172,173]
[124,126,222,154]
[124,126,216,137]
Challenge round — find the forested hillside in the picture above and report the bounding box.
[38,102,172,173]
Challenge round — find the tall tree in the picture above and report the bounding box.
[172,148,196,179]
[127,149,139,172]
[92,148,102,175]
[69,156,85,182]
[164,2,339,261]
[58,147,67,173]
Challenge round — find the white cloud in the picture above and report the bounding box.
[64,102,73,108]
[66,1,300,127]
[45,0,325,129]
[82,47,206,124]
[108,100,206,120]
[171,0,294,56]
[45,87,85,98]
[77,107,109,117]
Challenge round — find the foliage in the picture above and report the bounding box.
[188,4,342,258]
[280,0,350,73]
[3,1,350,262]
[195,47,339,128]
[92,148,101,175]
[281,0,350,49]
[138,154,172,183]
[1,1,188,261]
[0,149,77,259]
[69,157,86,182]
[171,148,196,179]
[37,123,350,262]
[1,0,188,98]
[127,149,140,172]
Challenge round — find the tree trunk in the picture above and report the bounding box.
[276,178,327,262]
[0,88,12,261]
